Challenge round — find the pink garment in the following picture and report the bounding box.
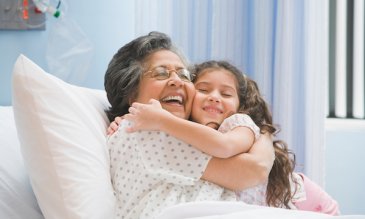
[294,173,340,215]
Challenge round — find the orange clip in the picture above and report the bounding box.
[22,0,29,20]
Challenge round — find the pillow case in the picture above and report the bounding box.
[12,55,115,219]
[0,106,44,219]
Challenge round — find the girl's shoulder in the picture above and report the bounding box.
[218,114,260,139]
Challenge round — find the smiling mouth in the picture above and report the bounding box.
[203,107,222,114]
[161,96,183,105]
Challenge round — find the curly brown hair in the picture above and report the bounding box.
[192,60,297,208]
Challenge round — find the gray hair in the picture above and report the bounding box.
[104,31,188,122]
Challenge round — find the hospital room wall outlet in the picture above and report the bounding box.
[0,0,45,30]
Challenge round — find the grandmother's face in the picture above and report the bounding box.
[135,50,196,119]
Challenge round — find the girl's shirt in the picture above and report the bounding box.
[218,114,260,140]
[229,114,306,209]
[219,114,269,205]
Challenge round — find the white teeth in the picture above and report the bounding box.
[207,109,219,113]
[162,96,183,104]
[204,107,221,114]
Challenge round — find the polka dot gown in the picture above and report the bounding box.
[108,121,236,219]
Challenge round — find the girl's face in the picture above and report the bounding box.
[191,69,240,129]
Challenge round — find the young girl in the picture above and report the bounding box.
[121,60,339,214]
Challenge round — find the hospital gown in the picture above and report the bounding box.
[108,114,261,219]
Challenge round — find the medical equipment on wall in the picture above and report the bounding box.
[0,0,93,84]
[0,0,65,30]
[32,0,62,18]
[20,0,65,29]
[0,0,42,30]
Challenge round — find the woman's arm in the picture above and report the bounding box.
[201,132,274,191]
[125,100,255,158]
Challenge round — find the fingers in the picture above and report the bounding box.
[149,99,162,107]
[129,102,143,114]
[149,98,158,104]
[107,120,120,135]
[107,126,114,135]
[131,102,143,108]
[128,106,139,116]
[131,99,161,109]
[114,116,123,125]
[123,113,138,124]
[123,113,132,121]
[107,116,124,135]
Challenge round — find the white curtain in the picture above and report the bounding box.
[135,0,328,186]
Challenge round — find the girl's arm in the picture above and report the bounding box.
[107,115,274,190]
[124,99,255,158]
[202,132,274,191]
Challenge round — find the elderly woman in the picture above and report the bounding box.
[104,32,274,219]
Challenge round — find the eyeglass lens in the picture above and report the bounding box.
[149,67,192,82]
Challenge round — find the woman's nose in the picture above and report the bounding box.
[167,72,184,87]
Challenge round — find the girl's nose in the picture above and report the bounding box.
[208,91,221,102]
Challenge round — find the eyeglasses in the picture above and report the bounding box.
[144,66,193,82]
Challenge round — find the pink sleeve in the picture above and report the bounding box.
[294,173,340,215]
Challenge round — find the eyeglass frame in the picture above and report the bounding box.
[143,66,194,82]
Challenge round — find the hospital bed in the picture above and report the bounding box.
[1,55,364,219]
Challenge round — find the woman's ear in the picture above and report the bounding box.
[128,93,137,105]
[128,97,133,105]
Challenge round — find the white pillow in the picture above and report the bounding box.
[12,54,115,219]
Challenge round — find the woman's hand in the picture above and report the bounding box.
[107,116,123,135]
[201,132,274,191]
[124,99,173,132]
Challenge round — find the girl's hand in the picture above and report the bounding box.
[124,99,171,132]
[107,116,123,135]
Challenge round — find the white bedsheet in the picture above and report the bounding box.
[2,106,364,219]
[0,106,44,219]
[157,201,365,219]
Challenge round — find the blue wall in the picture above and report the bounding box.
[0,1,135,105]
[325,120,365,215]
